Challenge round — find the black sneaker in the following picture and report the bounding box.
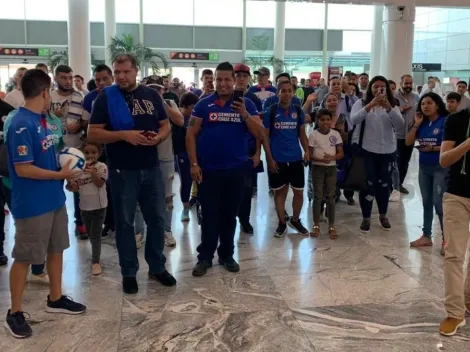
[188,197,197,209]
[192,260,212,277]
[274,222,287,238]
[240,221,254,234]
[360,219,371,233]
[45,295,86,315]
[4,310,32,338]
[0,252,7,266]
[379,217,392,231]
[399,185,409,194]
[218,257,240,273]
[347,197,356,206]
[289,218,309,236]
[148,270,176,287]
[122,277,138,294]
[284,211,291,223]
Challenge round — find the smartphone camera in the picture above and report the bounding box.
[233,90,244,102]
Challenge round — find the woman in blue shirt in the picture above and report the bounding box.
[406,92,448,255]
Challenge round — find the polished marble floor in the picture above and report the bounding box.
[1,153,470,352]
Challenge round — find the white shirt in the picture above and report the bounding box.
[309,129,342,166]
[76,161,108,211]
[4,89,24,108]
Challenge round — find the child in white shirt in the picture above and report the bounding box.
[67,140,107,275]
[309,109,344,239]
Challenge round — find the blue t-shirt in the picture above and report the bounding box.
[263,95,302,111]
[248,85,277,103]
[192,93,258,170]
[263,103,305,163]
[416,115,446,165]
[83,89,100,114]
[7,107,65,219]
[89,85,168,170]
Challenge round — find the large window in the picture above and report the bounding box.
[116,0,140,23]
[24,0,68,21]
[246,0,276,28]
[342,31,371,53]
[90,0,105,22]
[143,0,193,25]
[0,0,25,20]
[286,2,325,29]
[327,4,374,30]
[195,0,243,27]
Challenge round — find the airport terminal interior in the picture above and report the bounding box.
[1,0,470,351]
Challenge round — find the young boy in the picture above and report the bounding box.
[5,69,86,339]
[446,92,462,114]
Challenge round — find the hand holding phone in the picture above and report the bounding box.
[233,90,244,102]
[142,130,158,139]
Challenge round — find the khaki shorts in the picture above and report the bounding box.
[12,206,69,264]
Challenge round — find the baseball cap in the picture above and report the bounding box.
[142,75,164,88]
[234,63,251,74]
[254,67,270,76]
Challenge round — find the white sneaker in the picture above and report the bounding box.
[164,232,176,247]
[28,272,49,285]
[135,233,143,249]
[389,189,401,202]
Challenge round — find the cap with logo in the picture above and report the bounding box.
[234,63,251,74]
[254,67,270,76]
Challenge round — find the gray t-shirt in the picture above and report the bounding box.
[158,99,176,162]
[75,161,108,211]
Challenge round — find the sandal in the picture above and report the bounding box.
[311,225,320,237]
[329,227,338,240]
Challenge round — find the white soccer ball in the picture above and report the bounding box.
[58,147,86,171]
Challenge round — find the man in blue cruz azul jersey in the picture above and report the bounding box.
[186,62,265,277]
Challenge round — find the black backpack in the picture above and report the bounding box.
[268,103,303,137]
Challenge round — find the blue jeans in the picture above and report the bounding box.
[175,153,192,204]
[359,150,395,218]
[197,167,245,262]
[109,167,166,277]
[419,163,446,239]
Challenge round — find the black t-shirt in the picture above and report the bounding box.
[171,115,190,155]
[443,110,470,198]
[89,85,168,170]
[163,91,180,106]
[302,86,315,104]
[0,100,14,131]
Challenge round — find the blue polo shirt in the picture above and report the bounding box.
[7,107,65,219]
[263,103,305,163]
[248,85,277,103]
[89,85,168,170]
[263,95,302,111]
[416,115,446,165]
[192,93,258,170]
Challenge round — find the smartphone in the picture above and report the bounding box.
[380,88,385,94]
[233,90,244,102]
[142,131,158,138]
[164,99,172,105]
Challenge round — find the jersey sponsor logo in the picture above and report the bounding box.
[274,121,297,129]
[433,128,440,135]
[41,135,55,151]
[208,112,242,123]
[15,127,26,134]
[291,112,297,119]
[329,135,338,146]
[17,145,28,156]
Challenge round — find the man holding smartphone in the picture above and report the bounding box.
[186,62,264,277]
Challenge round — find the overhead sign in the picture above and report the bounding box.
[412,63,442,72]
[170,51,219,61]
[0,47,51,57]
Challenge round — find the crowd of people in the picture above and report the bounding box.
[0,55,470,339]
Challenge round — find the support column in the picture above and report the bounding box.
[321,2,329,80]
[273,0,286,78]
[382,4,416,83]
[370,5,383,77]
[104,0,116,67]
[68,0,91,82]
[242,0,247,60]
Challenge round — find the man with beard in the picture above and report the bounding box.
[394,74,420,195]
[50,65,87,238]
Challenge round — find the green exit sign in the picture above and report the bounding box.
[209,52,219,61]
[38,48,51,57]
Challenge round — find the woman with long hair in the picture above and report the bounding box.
[407,92,448,255]
[350,76,404,233]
